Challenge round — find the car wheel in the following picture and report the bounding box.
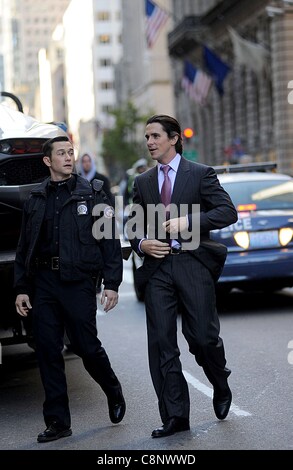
[216,286,232,304]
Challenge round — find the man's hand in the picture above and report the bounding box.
[163,216,188,234]
[100,289,118,313]
[141,239,170,258]
[15,294,32,317]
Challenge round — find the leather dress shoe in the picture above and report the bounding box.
[213,387,232,420]
[108,394,126,424]
[151,417,190,438]
[37,422,72,443]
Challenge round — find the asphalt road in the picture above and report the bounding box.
[0,259,292,459]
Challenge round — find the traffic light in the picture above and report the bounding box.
[182,127,198,162]
[183,127,194,139]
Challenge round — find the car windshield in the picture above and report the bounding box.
[222,179,293,211]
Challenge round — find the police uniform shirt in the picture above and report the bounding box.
[37,176,75,257]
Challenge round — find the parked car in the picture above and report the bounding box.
[0,99,68,347]
[130,161,293,300]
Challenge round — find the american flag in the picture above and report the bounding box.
[181,60,212,105]
[145,0,169,48]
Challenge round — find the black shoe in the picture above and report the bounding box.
[37,422,72,443]
[108,393,126,424]
[213,387,232,420]
[151,417,190,438]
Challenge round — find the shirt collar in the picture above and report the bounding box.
[158,153,181,173]
[49,175,75,192]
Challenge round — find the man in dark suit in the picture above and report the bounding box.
[127,115,238,438]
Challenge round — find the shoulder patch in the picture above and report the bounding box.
[92,178,104,192]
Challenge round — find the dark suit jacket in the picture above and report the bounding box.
[126,157,238,289]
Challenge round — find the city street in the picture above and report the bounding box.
[0,259,292,453]
[2,1,293,467]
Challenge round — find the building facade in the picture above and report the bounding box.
[1,0,70,115]
[63,0,122,166]
[116,0,175,124]
[168,0,293,175]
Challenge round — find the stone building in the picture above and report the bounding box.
[168,0,293,174]
[0,0,70,115]
[116,0,175,124]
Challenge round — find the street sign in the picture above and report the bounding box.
[183,149,198,162]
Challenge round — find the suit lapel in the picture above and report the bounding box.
[147,166,161,204]
[171,157,190,204]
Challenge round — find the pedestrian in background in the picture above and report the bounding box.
[127,114,238,438]
[121,158,149,208]
[14,136,125,443]
[79,152,114,205]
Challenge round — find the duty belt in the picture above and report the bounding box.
[35,256,60,270]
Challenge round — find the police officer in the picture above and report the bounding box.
[14,136,125,443]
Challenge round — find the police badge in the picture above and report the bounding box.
[77,200,88,216]
[104,205,115,218]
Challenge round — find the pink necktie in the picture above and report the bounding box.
[160,165,171,217]
[161,165,172,248]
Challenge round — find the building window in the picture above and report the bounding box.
[98,34,111,44]
[56,48,63,59]
[99,58,112,67]
[97,11,110,21]
[102,105,113,113]
[116,11,121,21]
[117,34,122,44]
[100,81,114,90]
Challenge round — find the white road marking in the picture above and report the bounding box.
[122,269,134,284]
[183,370,252,417]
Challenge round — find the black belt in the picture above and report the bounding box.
[35,256,60,270]
[169,247,189,255]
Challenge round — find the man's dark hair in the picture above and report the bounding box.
[42,136,71,159]
[146,114,183,155]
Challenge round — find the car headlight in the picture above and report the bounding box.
[234,231,250,249]
[0,141,12,153]
[279,228,293,246]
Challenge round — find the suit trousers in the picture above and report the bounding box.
[32,269,121,428]
[144,253,231,424]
